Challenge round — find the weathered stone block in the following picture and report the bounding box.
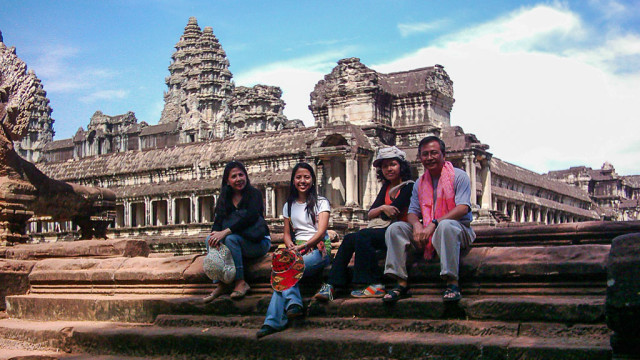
[5,239,150,260]
[0,259,36,310]
[114,255,197,282]
[29,257,126,283]
[606,232,640,358]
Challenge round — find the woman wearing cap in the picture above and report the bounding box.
[257,162,331,338]
[203,161,271,302]
[313,146,414,301]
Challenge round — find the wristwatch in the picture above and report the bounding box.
[431,219,439,226]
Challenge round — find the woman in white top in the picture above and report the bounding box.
[257,162,331,338]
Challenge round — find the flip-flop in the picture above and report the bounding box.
[443,284,462,302]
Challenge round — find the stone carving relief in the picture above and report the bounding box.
[425,64,454,98]
[0,32,115,243]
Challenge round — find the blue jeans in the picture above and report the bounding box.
[205,234,271,281]
[263,249,329,330]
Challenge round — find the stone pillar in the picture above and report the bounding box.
[519,204,525,223]
[144,197,151,226]
[190,194,196,223]
[193,196,200,223]
[123,200,131,227]
[266,186,276,218]
[480,163,491,210]
[345,157,359,207]
[464,155,471,178]
[470,156,477,207]
[168,196,174,225]
[508,202,516,222]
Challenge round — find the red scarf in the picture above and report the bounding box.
[418,161,456,259]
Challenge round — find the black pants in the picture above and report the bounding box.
[328,227,387,287]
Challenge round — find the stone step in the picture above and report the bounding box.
[153,314,611,340]
[0,317,611,360]
[6,293,605,324]
[19,244,610,296]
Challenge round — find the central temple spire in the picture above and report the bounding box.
[159,17,234,139]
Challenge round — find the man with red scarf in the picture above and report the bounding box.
[382,136,475,303]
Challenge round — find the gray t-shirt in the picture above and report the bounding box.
[408,168,473,224]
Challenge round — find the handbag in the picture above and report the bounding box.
[203,244,236,284]
[367,180,415,229]
[221,209,268,242]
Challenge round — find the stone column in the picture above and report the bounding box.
[464,155,471,178]
[168,196,174,225]
[508,202,516,222]
[479,163,491,210]
[190,194,196,223]
[193,196,200,223]
[345,157,359,207]
[266,186,276,218]
[470,156,477,207]
[519,204,525,223]
[144,197,151,227]
[123,200,131,227]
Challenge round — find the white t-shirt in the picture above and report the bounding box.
[282,197,330,242]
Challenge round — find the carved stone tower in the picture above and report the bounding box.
[159,17,234,140]
[14,74,54,162]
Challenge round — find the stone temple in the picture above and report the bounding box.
[12,17,640,239]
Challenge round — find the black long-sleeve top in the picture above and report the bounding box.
[211,185,269,235]
[368,181,415,221]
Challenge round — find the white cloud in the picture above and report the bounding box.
[80,89,129,103]
[29,44,118,94]
[398,20,449,37]
[372,4,640,175]
[225,4,640,175]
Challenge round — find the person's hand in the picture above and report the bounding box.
[208,231,227,248]
[284,241,296,250]
[412,223,434,250]
[294,243,308,254]
[380,205,400,218]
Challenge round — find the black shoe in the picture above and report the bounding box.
[286,304,304,319]
[256,325,279,339]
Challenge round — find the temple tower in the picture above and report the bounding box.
[14,74,54,162]
[160,17,234,140]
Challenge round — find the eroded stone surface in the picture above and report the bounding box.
[0,259,36,310]
[5,239,150,260]
[606,232,640,357]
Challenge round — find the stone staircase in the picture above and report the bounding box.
[1,221,639,359]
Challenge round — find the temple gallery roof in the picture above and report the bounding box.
[43,138,73,151]
[492,158,593,203]
[37,125,371,182]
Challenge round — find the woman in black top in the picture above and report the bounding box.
[204,161,271,302]
[314,147,414,301]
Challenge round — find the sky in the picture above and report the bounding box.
[1,0,639,175]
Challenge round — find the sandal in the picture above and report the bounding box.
[443,284,462,302]
[382,284,410,304]
[230,283,250,300]
[202,284,229,303]
[351,284,385,298]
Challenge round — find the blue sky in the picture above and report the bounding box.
[2,0,639,175]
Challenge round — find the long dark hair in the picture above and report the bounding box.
[376,158,413,184]
[286,162,320,225]
[214,160,251,219]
